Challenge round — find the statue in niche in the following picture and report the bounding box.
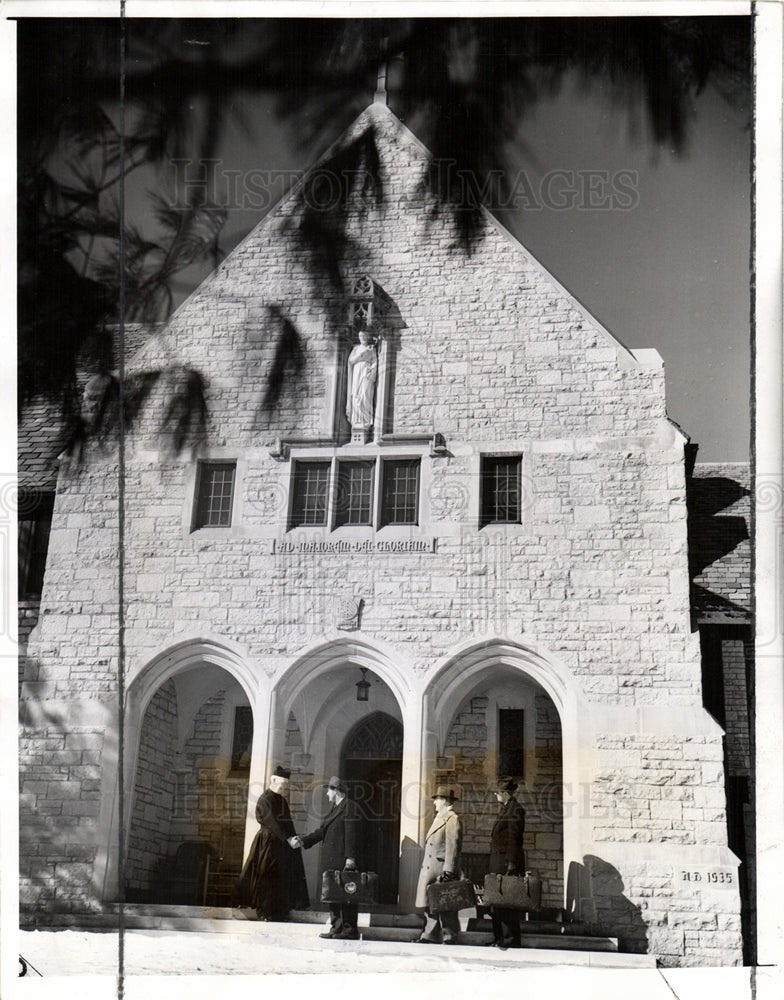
[345,328,378,431]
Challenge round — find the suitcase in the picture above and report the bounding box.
[425,878,476,913]
[320,869,379,905]
[483,871,542,912]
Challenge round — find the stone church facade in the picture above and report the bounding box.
[18,102,745,966]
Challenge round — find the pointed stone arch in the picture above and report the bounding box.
[274,635,413,751]
[96,636,264,902]
[127,636,262,721]
[421,636,591,912]
[426,637,575,753]
[270,636,421,906]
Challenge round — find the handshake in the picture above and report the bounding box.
[288,836,303,849]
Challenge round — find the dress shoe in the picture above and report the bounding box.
[336,931,359,940]
[318,932,336,939]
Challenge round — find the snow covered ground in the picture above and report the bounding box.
[10,922,772,1000]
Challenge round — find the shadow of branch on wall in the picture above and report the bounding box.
[566,855,648,954]
[18,688,119,927]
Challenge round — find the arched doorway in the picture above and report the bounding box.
[424,640,582,914]
[270,639,414,904]
[341,712,403,904]
[125,663,252,905]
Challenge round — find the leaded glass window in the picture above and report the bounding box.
[335,461,375,526]
[480,455,521,526]
[290,461,330,527]
[380,459,420,526]
[193,462,236,529]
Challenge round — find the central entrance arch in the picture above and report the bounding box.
[341,712,403,903]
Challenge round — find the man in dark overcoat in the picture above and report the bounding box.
[487,777,526,948]
[234,765,309,920]
[299,776,361,940]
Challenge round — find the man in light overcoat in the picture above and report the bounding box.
[414,785,462,944]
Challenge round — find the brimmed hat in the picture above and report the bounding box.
[325,776,347,793]
[272,765,291,780]
[431,785,458,802]
[494,778,518,794]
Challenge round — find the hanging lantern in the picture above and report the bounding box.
[355,667,371,702]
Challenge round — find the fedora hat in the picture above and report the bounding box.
[494,777,518,794]
[431,785,458,801]
[272,765,291,780]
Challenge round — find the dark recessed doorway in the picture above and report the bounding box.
[341,711,403,904]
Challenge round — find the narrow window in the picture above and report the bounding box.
[290,461,330,527]
[498,709,525,778]
[230,706,253,773]
[335,461,375,526]
[193,462,236,529]
[481,455,521,526]
[18,490,55,598]
[380,459,420,526]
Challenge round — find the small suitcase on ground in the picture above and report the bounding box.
[483,871,542,912]
[320,869,379,905]
[426,878,476,913]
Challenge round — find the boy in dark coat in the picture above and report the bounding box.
[234,765,309,920]
[298,776,361,940]
[487,777,526,948]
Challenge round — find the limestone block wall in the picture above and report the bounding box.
[284,712,314,831]
[182,690,247,863]
[593,734,728,847]
[126,679,178,892]
[585,722,741,965]
[19,702,110,920]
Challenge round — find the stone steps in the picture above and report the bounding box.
[39,903,627,956]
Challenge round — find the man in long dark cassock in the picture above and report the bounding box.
[486,777,526,948]
[234,765,309,920]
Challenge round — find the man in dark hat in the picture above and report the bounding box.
[487,777,526,948]
[298,776,361,940]
[234,765,309,921]
[413,786,463,944]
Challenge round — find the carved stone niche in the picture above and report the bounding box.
[344,274,394,444]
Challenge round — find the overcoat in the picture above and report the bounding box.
[234,788,309,912]
[488,797,525,874]
[301,796,361,872]
[415,805,462,909]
